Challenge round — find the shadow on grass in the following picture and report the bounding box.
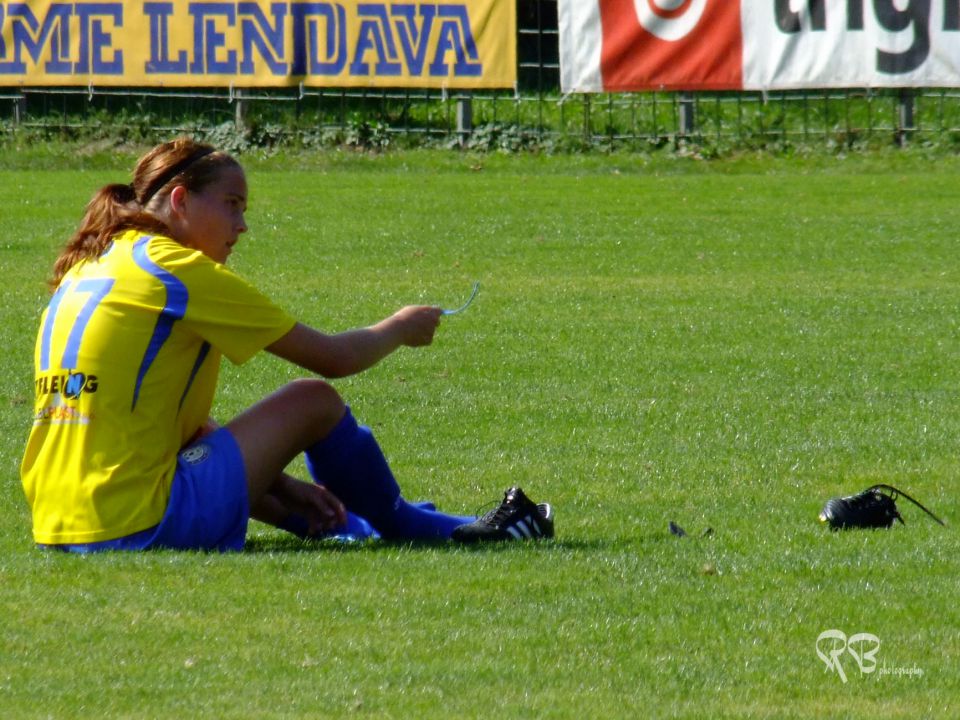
[242,534,619,554]
[11,533,669,560]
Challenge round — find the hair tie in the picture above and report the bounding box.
[140,147,215,205]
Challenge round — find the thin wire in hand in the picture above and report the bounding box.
[442,281,480,315]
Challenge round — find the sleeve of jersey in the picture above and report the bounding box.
[155,243,297,365]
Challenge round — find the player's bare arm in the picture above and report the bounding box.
[267,306,442,379]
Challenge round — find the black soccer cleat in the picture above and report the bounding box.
[452,487,554,543]
[819,487,903,530]
[819,483,945,531]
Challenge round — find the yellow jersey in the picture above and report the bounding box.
[21,230,296,544]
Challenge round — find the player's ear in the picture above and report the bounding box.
[168,185,189,215]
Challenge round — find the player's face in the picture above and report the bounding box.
[179,165,248,264]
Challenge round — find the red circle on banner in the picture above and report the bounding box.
[599,0,743,91]
[648,0,692,19]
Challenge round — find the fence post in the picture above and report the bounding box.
[679,92,696,137]
[896,88,914,147]
[235,88,246,131]
[456,96,473,146]
[13,95,24,125]
[583,93,591,141]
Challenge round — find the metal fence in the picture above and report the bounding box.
[3,0,960,149]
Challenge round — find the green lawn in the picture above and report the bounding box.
[1,148,958,718]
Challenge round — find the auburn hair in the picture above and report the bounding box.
[49,138,240,289]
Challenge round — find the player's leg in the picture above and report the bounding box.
[252,488,438,540]
[227,378,473,541]
[251,478,378,540]
[302,407,473,540]
[225,378,347,502]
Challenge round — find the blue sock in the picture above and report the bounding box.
[304,408,474,540]
[390,497,475,541]
[278,512,379,542]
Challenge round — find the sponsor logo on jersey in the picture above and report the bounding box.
[33,400,93,425]
[35,372,99,399]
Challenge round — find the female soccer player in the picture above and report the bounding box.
[20,138,553,552]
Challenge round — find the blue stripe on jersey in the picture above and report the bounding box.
[178,341,211,411]
[131,236,189,411]
[39,280,71,372]
[62,278,115,369]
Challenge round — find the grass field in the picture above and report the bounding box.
[1,147,959,718]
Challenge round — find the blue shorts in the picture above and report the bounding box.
[45,428,249,553]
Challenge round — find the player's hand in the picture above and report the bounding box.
[391,305,442,347]
[278,477,347,533]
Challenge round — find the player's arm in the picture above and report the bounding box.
[266,305,442,379]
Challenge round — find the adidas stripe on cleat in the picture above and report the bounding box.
[451,487,554,543]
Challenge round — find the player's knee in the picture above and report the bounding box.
[285,378,345,427]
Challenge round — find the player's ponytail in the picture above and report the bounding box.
[49,181,168,289]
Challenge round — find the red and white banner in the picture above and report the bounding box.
[560,1,960,92]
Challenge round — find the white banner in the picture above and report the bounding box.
[560,1,960,92]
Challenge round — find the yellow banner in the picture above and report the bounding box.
[0,0,515,88]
